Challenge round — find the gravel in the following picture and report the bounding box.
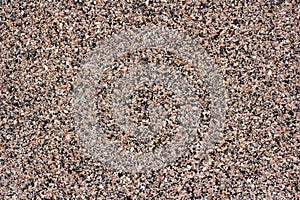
[0,0,299,199]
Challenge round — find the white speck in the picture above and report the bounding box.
[192,106,199,111]
[268,70,272,76]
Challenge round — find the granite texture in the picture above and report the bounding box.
[0,0,299,199]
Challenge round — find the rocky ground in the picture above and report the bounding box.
[0,0,299,199]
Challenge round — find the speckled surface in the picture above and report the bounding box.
[0,0,299,199]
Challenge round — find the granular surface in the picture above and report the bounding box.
[0,1,299,199]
